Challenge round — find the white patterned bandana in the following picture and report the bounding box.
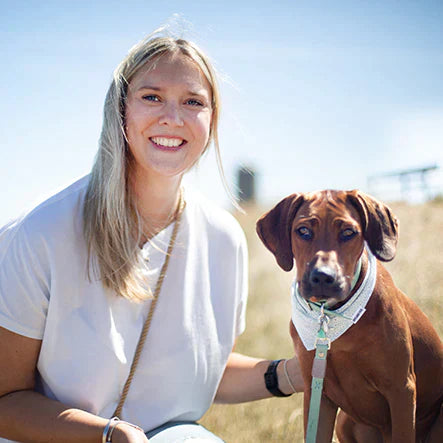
[291,246,377,350]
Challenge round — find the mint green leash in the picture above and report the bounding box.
[306,304,331,443]
[305,257,363,442]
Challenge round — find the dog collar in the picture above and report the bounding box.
[350,257,362,292]
[291,245,377,351]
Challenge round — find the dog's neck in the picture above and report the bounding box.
[349,249,370,294]
[332,249,369,311]
[350,255,363,291]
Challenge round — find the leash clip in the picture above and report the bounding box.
[318,303,330,334]
[314,336,331,350]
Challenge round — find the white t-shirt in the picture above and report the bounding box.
[0,175,248,440]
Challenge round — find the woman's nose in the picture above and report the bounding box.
[158,102,184,127]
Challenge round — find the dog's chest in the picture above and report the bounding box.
[323,352,391,426]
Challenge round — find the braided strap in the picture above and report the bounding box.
[113,194,185,418]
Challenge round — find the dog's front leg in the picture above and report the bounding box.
[317,395,338,443]
[387,376,417,443]
[303,390,338,443]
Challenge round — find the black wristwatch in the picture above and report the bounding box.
[264,359,291,397]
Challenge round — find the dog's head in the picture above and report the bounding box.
[256,190,399,308]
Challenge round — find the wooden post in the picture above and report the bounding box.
[237,166,256,203]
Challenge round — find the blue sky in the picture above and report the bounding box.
[1,0,443,225]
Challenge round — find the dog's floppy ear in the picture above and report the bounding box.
[256,194,304,271]
[347,190,399,261]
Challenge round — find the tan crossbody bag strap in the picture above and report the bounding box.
[113,197,185,418]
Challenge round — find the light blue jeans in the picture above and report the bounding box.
[146,421,225,442]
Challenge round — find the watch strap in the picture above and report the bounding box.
[264,359,292,397]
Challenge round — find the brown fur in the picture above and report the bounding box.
[257,190,443,442]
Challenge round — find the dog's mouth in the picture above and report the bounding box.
[304,294,347,310]
[307,295,343,309]
[308,295,332,305]
[299,274,350,309]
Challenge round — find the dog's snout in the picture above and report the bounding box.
[310,266,336,287]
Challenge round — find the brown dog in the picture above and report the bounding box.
[256,190,443,442]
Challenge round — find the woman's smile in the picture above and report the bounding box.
[150,136,187,151]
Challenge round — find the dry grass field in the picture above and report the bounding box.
[200,199,443,442]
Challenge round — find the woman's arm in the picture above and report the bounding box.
[214,352,303,404]
[0,327,147,443]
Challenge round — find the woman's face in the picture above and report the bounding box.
[125,52,213,183]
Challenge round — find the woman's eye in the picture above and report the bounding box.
[185,98,203,106]
[296,227,313,241]
[142,94,160,102]
[340,228,357,241]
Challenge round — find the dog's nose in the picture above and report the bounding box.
[310,266,336,287]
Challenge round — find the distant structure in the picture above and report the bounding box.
[368,164,439,201]
[237,166,256,203]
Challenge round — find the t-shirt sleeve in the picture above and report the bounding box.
[0,221,50,339]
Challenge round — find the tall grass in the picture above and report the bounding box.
[200,200,443,442]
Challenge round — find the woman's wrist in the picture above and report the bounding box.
[276,356,303,395]
[102,417,146,442]
[264,359,292,397]
[102,417,119,442]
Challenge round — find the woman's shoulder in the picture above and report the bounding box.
[25,174,90,221]
[0,175,90,253]
[184,188,246,244]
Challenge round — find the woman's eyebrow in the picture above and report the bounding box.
[188,90,209,97]
[136,85,161,91]
[135,85,208,97]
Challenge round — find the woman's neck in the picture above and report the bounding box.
[130,170,183,240]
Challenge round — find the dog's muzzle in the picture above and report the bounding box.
[300,263,346,304]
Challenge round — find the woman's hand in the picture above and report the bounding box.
[112,422,149,442]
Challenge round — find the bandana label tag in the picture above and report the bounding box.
[352,307,366,324]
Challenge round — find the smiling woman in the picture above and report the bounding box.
[0,28,303,443]
[125,52,212,185]
[83,36,224,302]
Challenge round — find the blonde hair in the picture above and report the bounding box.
[83,32,228,301]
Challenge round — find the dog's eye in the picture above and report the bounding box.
[296,227,313,240]
[340,228,357,241]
